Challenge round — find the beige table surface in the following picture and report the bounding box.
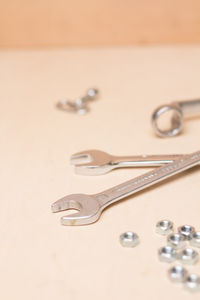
[0,46,200,300]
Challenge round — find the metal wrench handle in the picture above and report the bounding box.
[53,150,200,225]
[95,151,200,209]
[179,99,200,116]
[71,150,184,175]
[112,154,182,168]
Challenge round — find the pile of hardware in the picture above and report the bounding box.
[56,89,200,137]
[56,88,99,114]
[53,93,200,294]
[157,220,200,292]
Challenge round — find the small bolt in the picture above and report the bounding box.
[119,232,140,248]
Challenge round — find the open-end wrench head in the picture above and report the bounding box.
[51,193,101,225]
[70,149,114,175]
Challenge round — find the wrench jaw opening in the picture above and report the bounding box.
[51,194,101,226]
[70,152,93,166]
[71,149,114,175]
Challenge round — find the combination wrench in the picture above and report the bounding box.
[70,149,183,175]
[52,150,200,226]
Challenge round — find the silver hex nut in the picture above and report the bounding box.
[178,225,195,240]
[190,231,200,248]
[158,246,177,263]
[167,233,186,249]
[119,232,140,248]
[168,265,188,283]
[184,274,200,292]
[178,248,199,265]
[156,220,174,236]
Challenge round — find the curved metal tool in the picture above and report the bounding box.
[152,99,200,137]
[52,151,200,226]
[70,149,183,175]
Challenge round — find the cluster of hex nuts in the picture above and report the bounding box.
[156,220,200,292]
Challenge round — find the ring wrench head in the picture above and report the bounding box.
[152,103,183,138]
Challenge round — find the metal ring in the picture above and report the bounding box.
[152,104,183,137]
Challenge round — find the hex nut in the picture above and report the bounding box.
[184,274,200,292]
[156,220,174,235]
[119,232,139,248]
[168,265,188,283]
[178,248,199,265]
[167,233,186,249]
[190,231,200,248]
[158,246,177,263]
[178,225,195,240]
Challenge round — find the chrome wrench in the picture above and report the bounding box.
[52,151,200,225]
[152,99,200,138]
[70,149,183,175]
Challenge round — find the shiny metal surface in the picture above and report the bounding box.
[178,225,195,240]
[156,220,174,236]
[190,232,200,248]
[52,151,200,226]
[168,265,188,283]
[71,149,183,175]
[56,88,99,114]
[167,233,186,250]
[119,232,139,248]
[178,248,199,265]
[158,246,177,263]
[152,99,200,137]
[184,274,200,292]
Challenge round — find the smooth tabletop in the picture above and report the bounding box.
[0,46,200,300]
